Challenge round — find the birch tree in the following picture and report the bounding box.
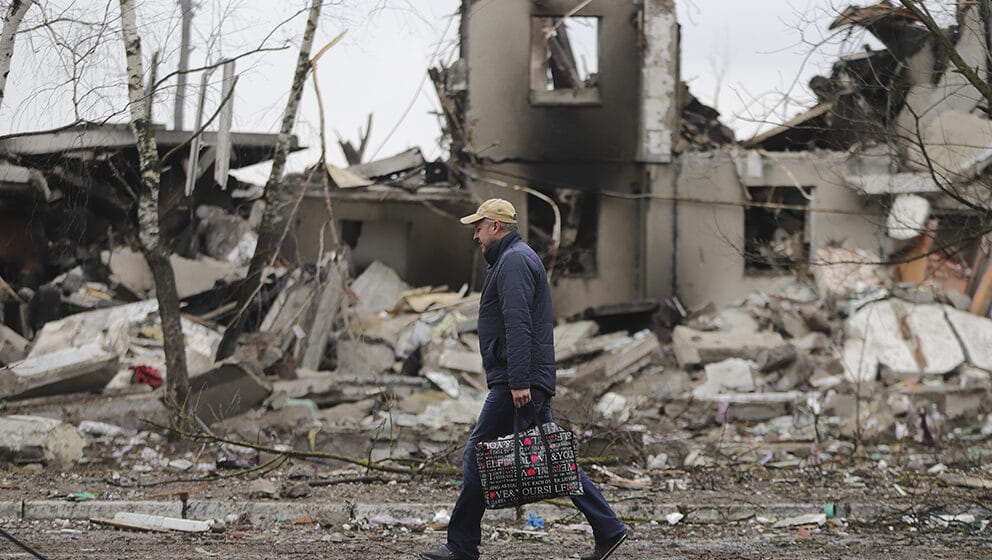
[119,0,191,422]
[0,0,35,111]
[216,0,324,360]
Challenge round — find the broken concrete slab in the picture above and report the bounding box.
[887,194,930,240]
[756,344,797,373]
[0,324,28,366]
[567,330,660,391]
[899,385,989,420]
[843,172,941,195]
[672,326,785,368]
[811,247,886,300]
[694,358,756,397]
[2,390,169,431]
[103,247,242,300]
[437,348,483,375]
[0,343,119,400]
[845,300,964,379]
[553,320,599,361]
[558,331,632,363]
[27,299,221,384]
[693,391,807,422]
[337,339,396,378]
[424,370,460,398]
[713,307,760,334]
[792,332,830,352]
[0,415,85,466]
[350,260,409,314]
[188,362,272,424]
[943,306,992,371]
[907,111,992,181]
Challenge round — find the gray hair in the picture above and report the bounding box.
[485,217,517,233]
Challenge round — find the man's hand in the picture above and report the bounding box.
[511,388,532,408]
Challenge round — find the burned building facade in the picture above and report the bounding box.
[448,0,680,317]
[435,0,992,315]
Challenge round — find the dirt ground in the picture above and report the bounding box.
[1,454,990,560]
[0,516,989,560]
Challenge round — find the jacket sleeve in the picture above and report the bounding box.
[497,252,535,389]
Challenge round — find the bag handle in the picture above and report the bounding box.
[512,403,560,503]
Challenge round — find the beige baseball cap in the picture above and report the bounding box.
[459,198,517,224]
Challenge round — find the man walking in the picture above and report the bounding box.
[420,199,627,560]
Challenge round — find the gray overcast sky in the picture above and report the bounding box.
[2,1,912,166]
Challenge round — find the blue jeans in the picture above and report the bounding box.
[446,385,626,560]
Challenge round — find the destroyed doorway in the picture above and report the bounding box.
[744,187,812,274]
[528,188,598,278]
[530,15,601,105]
[340,220,411,279]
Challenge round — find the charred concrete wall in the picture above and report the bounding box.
[676,150,890,308]
[462,0,678,317]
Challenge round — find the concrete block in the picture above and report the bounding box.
[887,194,930,240]
[672,326,784,368]
[845,301,963,378]
[188,362,271,424]
[567,330,659,392]
[437,349,483,375]
[0,501,22,520]
[694,358,756,397]
[0,415,85,466]
[337,339,396,378]
[554,320,599,361]
[693,391,806,422]
[0,343,118,400]
[944,306,992,371]
[350,261,409,313]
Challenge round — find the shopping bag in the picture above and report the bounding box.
[476,408,584,509]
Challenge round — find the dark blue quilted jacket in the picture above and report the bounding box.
[477,230,556,395]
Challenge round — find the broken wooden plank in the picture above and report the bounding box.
[300,258,348,370]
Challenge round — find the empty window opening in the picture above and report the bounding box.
[530,16,601,105]
[744,187,812,274]
[528,188,599,278]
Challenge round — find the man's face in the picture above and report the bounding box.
[473,218,498,252]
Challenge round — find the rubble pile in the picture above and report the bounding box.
[0,247,989,480]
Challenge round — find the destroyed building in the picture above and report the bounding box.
[1,2,992,530]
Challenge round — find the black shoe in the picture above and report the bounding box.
[419,546,469,560]
[580,530,627,560]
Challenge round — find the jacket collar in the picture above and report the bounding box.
[483,230,521,266]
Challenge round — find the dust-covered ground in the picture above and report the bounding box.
[0,516,989,560]
[1,456,990,560]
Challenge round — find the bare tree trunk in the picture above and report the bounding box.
[120,0,191,422]
[0,0,35,112]
[216,0,323,360]
[173,0,193,130]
